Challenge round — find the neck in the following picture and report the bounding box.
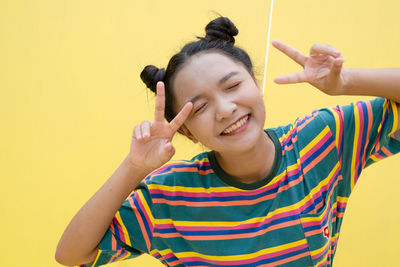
[215,131,275,184]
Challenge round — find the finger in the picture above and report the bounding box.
[134,125,142,140]
[169,102,193,133]
[161,141,175,161]
[140,120,151,139]
[272,40,307,67]
[164,142,174,154]
[310,43,341,57]
[154,82,166,123]
[331,57,344,76]
[274,71,308,84]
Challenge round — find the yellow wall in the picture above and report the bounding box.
[1,0,399,266]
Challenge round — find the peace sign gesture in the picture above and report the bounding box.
[129,82,193,171]
[272,40,346,96]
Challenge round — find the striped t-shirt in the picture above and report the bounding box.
[88,97,400,267]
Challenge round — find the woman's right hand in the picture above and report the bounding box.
[56,83,189,266]
[129,82,193,171]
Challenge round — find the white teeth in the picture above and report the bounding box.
[222,115,249,134]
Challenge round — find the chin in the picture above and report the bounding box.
[226,129,264,154]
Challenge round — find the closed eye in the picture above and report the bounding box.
[227,82,241,90]
[194,103,207,114]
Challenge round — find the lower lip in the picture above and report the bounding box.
[221,115,251,136]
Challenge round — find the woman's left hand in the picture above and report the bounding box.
[272,40,346,95]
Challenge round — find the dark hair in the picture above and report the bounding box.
[140,17,253,123]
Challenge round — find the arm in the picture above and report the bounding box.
[342,69,400,132]
[55,157,151,266]
[272,40,400,131]
[342,68,400,103]
[55,82,192,266]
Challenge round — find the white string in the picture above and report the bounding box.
[262,0,274,95]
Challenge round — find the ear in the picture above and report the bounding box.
[178,125,198,143]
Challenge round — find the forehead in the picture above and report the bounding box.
[172,52,247,105]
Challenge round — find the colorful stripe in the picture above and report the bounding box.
[94,98,399,267]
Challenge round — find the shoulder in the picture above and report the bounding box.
[271,109,330,143]
[142,151,213,188]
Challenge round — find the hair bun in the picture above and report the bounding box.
[140,65,166,93]
[204,17,238,44]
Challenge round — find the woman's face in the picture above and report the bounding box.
[172,52,266,154]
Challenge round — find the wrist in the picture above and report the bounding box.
[340,68,352,95]
[123,155,154,180]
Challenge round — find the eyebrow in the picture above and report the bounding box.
[188,71,240,105]
[218,71,239,85]
[188,94,203,105]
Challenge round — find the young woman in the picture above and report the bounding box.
[56,17,400,266]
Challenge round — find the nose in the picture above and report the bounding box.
[215,97,237,121]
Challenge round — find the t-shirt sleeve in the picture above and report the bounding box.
[89,181,155,266]
[318,97,400,197]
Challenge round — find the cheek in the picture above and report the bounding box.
[186,112,216,140]
[245,92,266,121]
[256,95,266,111]
[185,117,209,137]
[241,88,264,108]
[256,98,266,119]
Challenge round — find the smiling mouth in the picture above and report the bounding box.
[221,115,250,135]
